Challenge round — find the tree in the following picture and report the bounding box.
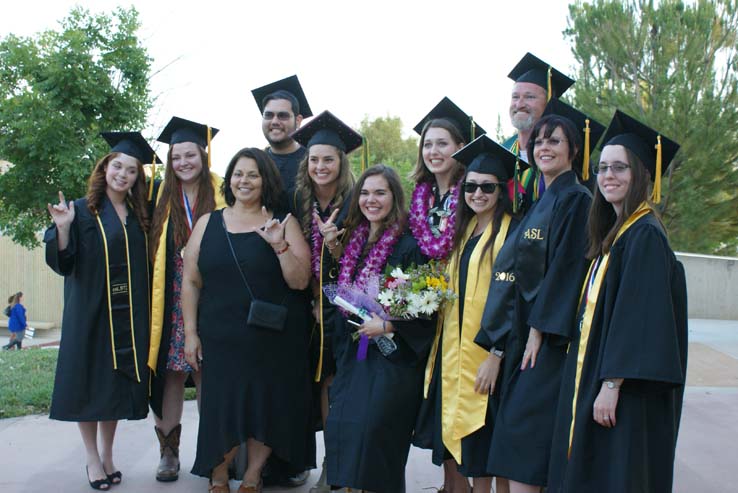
[349,115,419,199]
[0,6,153,248]
[565,0,738,254]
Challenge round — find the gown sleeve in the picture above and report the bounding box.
[527,190,591,341]
[599,222,688,392]
[44,199,83,276]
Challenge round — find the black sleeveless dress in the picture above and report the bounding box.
[191,209,312,477]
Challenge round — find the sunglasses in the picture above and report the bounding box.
[463,182,504,194]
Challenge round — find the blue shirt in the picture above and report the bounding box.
[8,303,26,332]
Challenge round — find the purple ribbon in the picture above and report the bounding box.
[357,334,369,360]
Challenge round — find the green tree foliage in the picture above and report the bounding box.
[349,115,419,199]
[566,0,738,254]
[0,6,153,248]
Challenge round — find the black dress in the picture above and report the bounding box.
[190,209,312,477]
[547,214,688,493]
[477,170,592,486]
[45,197,150,421]
[325,233,434,493]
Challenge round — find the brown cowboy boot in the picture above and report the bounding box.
[155,424,181,482]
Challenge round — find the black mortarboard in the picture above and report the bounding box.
[157,116,219,148]
[600,110,680,203]
[508,53,575,100]
[452,135,521,182]
[413,97,485,144]
[542,99,606,180]
[290,110,363,154]
[251,74,313,117]
[100,131,161,164]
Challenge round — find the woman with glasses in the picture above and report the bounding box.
[547,111,687,493]
[423,136,518,493]
[478,105,604,493]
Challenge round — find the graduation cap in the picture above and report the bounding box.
[508,53,575,100]
[413,97,485,145]
[100,131,161,165]
[291,110,363,154]
[542,99,606,180]
[251,74,313,117]
[452,134,521,182]
[599,110,680,203]
[157,116,219,148]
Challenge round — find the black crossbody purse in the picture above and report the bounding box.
[223,214,288,331]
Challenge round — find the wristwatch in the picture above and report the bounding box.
[491,347,505,359]
[603,379,620,389]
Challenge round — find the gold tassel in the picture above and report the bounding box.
[513,155,520,214]
[582,119,591,181]
[653,135,662,204]
[147,153,156,200]
[361,135,368,173]
[470,116,476,141]
[206,126,212,169]
[547,66,552,101]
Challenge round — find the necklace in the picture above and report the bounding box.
[338,220,401,291]
[408,181,459,259]
[310,200,333,280]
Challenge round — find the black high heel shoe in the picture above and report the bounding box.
[106,470,122,485]
[86,466,111,490]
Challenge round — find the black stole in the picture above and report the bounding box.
[95,199,141,382]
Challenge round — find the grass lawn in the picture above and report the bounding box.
[0,347,57,418]
[0,348,196,419]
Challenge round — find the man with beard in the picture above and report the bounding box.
[252,75,313,193]
[503,53,574,208]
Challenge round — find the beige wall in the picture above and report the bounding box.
[0,235,64,327]
[677,252,738,320]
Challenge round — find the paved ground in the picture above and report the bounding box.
[1,319,736,492]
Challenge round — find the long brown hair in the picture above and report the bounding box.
[411,119,466,185]
[343,164,406,251]
[452,172,513,265]
[150,145,216,259]
[586,146,655,259]
[294,145,355,239]
[85,153,150,231]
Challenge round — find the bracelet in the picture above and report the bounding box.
[274,241,290,255]
[326,239,340,251]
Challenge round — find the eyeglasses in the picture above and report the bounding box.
[593,163,631,175]
[463,182,504,194]
[533,137,567,147]
[263,111,293,121]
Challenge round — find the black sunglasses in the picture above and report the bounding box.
[463,182,504,194]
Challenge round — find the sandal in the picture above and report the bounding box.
[237,481,262,493]
[86,466,111,491]
[209,480,231,493]
[106,470,122,485]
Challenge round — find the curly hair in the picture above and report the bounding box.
[85,152,150,231]
[293,145,355,239]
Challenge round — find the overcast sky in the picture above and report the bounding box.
[1,0,577,175]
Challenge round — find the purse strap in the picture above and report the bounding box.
[222,211,256,300]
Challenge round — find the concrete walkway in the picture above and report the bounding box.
[1,319,736,492]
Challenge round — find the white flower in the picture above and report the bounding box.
[418,290,440,315]
[390,267,410,281]
[378,289,395,307]
[405,292,423,318]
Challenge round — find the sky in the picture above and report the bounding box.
[0,0,578,175]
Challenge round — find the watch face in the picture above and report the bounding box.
[606,381,615,389]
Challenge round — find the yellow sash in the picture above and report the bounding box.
[425,213,511,463]
[567,203,652,455]
[147,172,226,371]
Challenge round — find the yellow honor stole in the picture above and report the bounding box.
[425,213,511,463]
[147,172,226,372]
[567,202,652,456]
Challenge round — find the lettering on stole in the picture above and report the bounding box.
[111,283,129,295]
[494,272,516,282]
[523,228,544,240]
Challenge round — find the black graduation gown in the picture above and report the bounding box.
[325,233,434,493]
[268,146,307,196]
[477,170,591,485]
[547,214,688,493]
[45,197,150,421]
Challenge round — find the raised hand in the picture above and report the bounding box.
[47,191,75,230]
[314,208,345,246]
[254,206,291,249]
